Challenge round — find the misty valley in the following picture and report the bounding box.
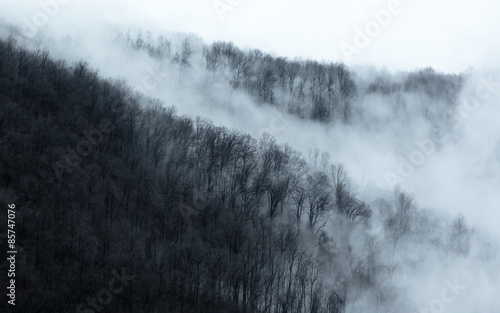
[0,11,499,313]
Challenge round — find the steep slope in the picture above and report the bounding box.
[0,35,499,313]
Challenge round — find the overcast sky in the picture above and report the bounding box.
[3,0,500,73]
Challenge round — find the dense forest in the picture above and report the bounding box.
[113,30,464,127]
[0,32,497,313]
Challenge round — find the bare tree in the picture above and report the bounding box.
[172,38,193,75]
[306,171,332,232]
[203,41,224,72]
[385,189,415,250]
[448,214,473,256]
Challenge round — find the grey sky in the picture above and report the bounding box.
[3,0,500,73]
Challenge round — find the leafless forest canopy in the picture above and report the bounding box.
[0,28,498,313]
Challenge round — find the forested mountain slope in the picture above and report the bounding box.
[1,25,477,191]
[0,35,498,313]
[114,30,464,126]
